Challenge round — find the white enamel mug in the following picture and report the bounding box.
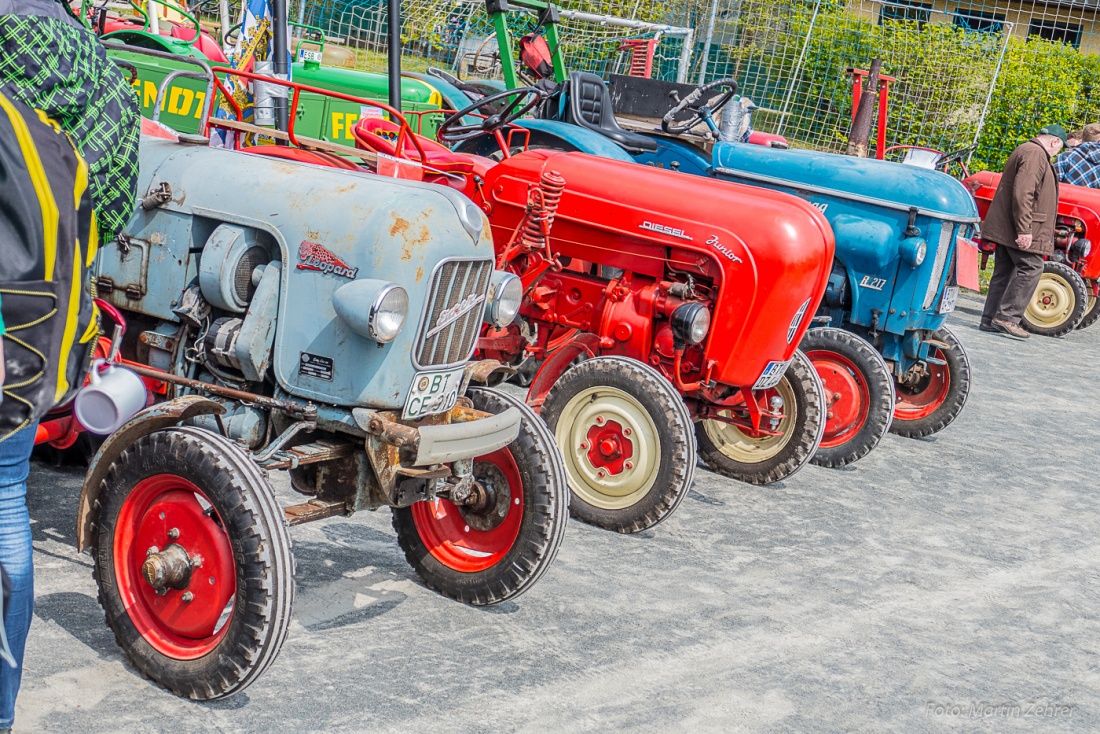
[74,359,147,435]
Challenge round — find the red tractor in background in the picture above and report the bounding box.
[966,171,1098,336]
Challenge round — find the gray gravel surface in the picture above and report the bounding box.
[13,293,1100,732]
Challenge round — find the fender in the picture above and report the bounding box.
[526,332,601,411]
[517,119,636,162]
[631,135,714,177]
[75,395,226,552]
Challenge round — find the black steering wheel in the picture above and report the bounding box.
[437,87,544,144]
[662,78,738,135]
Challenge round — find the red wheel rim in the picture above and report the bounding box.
[806,350,870,448]
[894,348,950,422]
[114,474,237,660]
[584,419,635,475]
[410,449,524,573]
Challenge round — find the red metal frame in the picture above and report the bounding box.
[204,67,427,163]
[848,68,897,161]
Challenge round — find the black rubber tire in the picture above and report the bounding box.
[1075,278,1100,330]
[1022,261,1088,337]
[695,349,826,485]
[800,328,896,468]
[540,356,696,533]
[91,427,293,700]
[392,387,568,605]
[890,326,971,439]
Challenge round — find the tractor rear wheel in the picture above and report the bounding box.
[1076,278,1100,330]
[540,356,696,533]
[696,350,826,485]
[393,387,568,605]
[1023,262,1087,337]
[801,328,895,468]
[91,427,293,700]
[890,326,971,438]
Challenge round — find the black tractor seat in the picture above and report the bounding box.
[563,71,658,153]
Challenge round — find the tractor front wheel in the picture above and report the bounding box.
[1023,261,1087,337]
[890,326,971,438]
[1076,277,1100,330]
[91,427,293,700]
[540,356,696,533]
[801,328,895,468]
[696,350,826,485]
[393,387,568,605]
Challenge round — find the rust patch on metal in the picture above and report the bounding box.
[416,266,424,282]
[389,217,411,238]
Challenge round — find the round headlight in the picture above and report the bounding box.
[671,303,711,346]
[900,237,926,267]
[489,273,523,327]
[368,285,409,343]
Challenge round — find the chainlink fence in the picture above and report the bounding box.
[277,0,1100,170]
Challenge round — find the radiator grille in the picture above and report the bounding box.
[923,222,953,310]
[415,258,493,368]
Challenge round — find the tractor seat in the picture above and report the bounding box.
[351,117,475,175]
[563,71,657,153]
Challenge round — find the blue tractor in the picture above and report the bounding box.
[428,0,977,465]
[75,99,570,700]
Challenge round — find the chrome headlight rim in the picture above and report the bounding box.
[671,302,711,346]
[489,272,523,327]
[901,237,927,267]
[367,284,410,343]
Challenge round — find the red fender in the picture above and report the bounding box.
[525,332,600,412]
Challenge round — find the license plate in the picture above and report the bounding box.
[402,367,465,420]
[938,286,960,314]
[753,359,791,391]
[298,48,323,63]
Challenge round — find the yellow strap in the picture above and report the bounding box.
[0,94,59,281]
[55,241,83,400]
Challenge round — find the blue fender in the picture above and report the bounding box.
[516,119,636,161]
[630,135,714,177]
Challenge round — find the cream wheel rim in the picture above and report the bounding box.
[1027,273,1076,326]
[553,386,660,510]
[702,378,797,464]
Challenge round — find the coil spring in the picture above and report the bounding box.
[520,170,566,251]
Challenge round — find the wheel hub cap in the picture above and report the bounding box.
[555,386,661,509]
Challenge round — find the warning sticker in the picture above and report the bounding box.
[300,352,334,381]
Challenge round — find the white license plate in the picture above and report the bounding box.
[298,48,323,63]
[402,367,465,420]
[753,359,791,391]
[938,286,960,314]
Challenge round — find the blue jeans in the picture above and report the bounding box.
[0,426,35,730]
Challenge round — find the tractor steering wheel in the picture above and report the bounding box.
[662,78,739,136]
[437,87,543,144]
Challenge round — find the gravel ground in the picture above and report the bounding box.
[11,292,1100,733]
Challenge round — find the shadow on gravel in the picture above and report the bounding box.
[35,592,122,662]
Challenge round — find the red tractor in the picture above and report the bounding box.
[966,171,1098,336]
[343,88,840,513]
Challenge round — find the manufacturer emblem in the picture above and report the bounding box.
[427,292,486,338]
[787,298,812,343]
[297,241,359,279]
[706,234,743,264]
[859,275,887,291]
[641,221,693,241]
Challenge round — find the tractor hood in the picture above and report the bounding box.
[113,138,495,410]
[714,143,979,221]
[484,149,835,389]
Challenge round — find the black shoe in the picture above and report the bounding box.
[978,322,997,332]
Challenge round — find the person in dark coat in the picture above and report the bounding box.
[980,125,1066,339]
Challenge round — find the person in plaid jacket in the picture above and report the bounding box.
[1055,123,1100,189]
